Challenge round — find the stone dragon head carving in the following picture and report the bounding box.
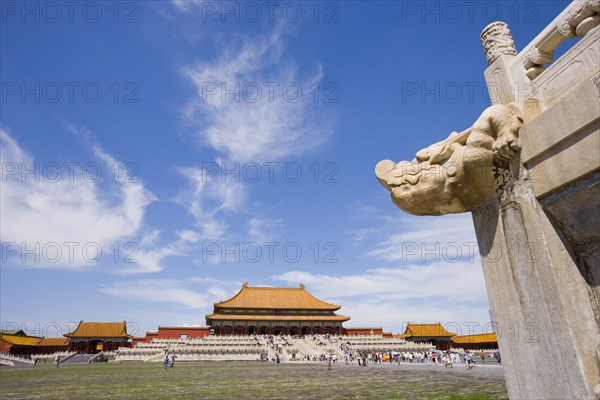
[375,104,523,216]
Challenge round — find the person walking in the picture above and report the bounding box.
[170,355,175,369]
[164,355,169,370]
[494,351,501,364]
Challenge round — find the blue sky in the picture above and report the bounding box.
[1,1,569,338]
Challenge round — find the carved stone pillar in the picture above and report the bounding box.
[376,43,600,399]
[477,15,600,398]
[472,170,600,399]
[481,22,518,66]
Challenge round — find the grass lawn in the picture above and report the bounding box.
[0,362,508,399]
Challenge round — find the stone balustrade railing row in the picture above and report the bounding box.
[0,352,36,364]
[482,0,599,79]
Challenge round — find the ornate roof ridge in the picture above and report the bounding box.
[214,283,341,310]
[64,321,131,338]
[402,322,455,338]
[452,333,498,343]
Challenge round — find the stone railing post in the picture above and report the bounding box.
[474,7,600,399]
[376,2,600,398]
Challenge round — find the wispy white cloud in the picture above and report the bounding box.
[273,260,487,303]
[0,128,196,274]
[346,227,383,243]
[338,301,491,336]
[173,166,246,240]
[188,277,244,302]
[116,229,203,275]
[99,277,243,309]
[272,260,490,333]
[247,218,283,242]
[271,210,490,333]
[348,212,479,264]
[182,25,335,163]
[170,0,195,12]
[0,128,155,269]
[170,0,210,13]
[173,16,337,243]
[99,279,211,309]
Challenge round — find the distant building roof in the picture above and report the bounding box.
[64,321,131,339]
[205,314,350,322]
[0,334,42,346]
[452,333,497,344]
[400,323,455,338]
[35,337,69,347]
[0,329,26,336]
[1,334,69,347]
[214,283,341,311]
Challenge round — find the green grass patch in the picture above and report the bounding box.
[0,362,508,399]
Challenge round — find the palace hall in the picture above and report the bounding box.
[205,283,350,336]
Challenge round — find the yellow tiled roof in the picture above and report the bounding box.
[401,323,455,338]
[35,337,69,347]
[214,283,341,311]
[0,334,41,346]
[206,313,350,322]
[452,333,497,344]
[64,321,130,338]
[0,330,26,336]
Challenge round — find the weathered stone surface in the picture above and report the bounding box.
[481,22,518,66]
[520,77,599,166]
[375,2,600,399]
[541,172,600,328]
[477,10,600,397]
[375,104,522,216]
[515,0,599,80]
[473,175,600,400]
[557,0,600,36]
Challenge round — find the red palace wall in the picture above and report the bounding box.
[0,340,12,353]
[130,337,147,347]
[344,327,384,336]
[132,327,210,346]
[156,327,210,339]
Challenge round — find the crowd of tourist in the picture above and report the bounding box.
[299,349,501,369]
[226,333,502,369]
[288,334,501,369]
